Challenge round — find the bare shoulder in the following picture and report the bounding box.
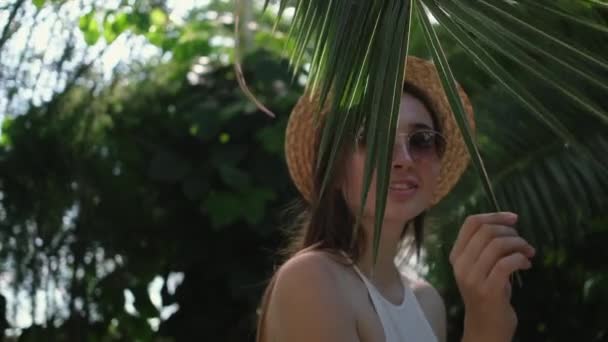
[275,248,351,285]
[265,250,359,342]
[409,277,447,342]
[274,249,347,295]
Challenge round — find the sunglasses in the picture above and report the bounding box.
[356,129,447,161]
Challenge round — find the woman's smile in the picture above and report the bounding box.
[388,178,419,201]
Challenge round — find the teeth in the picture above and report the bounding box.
[390,184,416,190]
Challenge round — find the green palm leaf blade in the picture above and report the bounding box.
[521,176,555,246]
[519,0,608,34]
[422,1,608,178]
[421,1,577,145]
[444,131,608,252]
[544,158,583,223]
[316,2,379,202]
[416,0,501,211]
[370,1,412,270]
[286,1,312,65]
[532,166,562,232]
[569,146,607,206]
[470,3,608,97]
[588,0,608,9]
[509,179,534,239]
[347,11,393,252]
[476,0,608,72]
[546,157,590,244]
[444,1,608,126]
[272,0,290,32]
[316,0,363,118]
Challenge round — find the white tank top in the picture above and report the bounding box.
[351,263,438,342]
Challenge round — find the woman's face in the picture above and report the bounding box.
[341,92,443,229]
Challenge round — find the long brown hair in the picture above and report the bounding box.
[255,81,441,342]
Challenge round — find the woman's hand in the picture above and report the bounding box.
[449,212,536,342]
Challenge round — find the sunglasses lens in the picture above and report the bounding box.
[409,131,445,160]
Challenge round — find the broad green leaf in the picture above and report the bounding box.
[241,187,277,225]
[148,150,191,182]
[79,11,101,45]
[113,12,131,34]
[147,29,165,47]
[130,12,151,34]
[103,17,118,43]
[103,11,131,43]
[255,117,287,156]
[204,191,242,229]
[79,12,92,31]
[204,187,276,229]
[0,117,13,147]
[218,165,252,189]
[32,0,45,9]
[150,8,168,27]
[84,20,101,45]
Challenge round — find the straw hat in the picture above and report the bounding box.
[285,56,476,207]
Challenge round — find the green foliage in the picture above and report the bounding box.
[0,2,304,340]
[32,0,45,9]
[0,46,302,340]
[271,0,608,270]
[1,0,607,341]
[424,22,608,339]
[79,10,101,45]
[103,11,131,43]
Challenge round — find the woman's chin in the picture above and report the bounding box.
[385,200,426,223]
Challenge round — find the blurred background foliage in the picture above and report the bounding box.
[0,0,606,341]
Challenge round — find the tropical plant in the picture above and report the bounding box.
[0,0,606,341]
[249,0,608,266]
[0,1,301,340]
[424,78,608,340]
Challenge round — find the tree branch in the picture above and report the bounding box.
[0,0,27,52]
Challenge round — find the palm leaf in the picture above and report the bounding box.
[519,0,608,34]
[439,133,608,253]
[424,1,601,141]
[475,0,608,72]
[434,80,608,254]
[238,0,608,270]
[416,0,500,211]
[444,1,608,125]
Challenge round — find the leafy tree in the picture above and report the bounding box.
[0,1,605,341]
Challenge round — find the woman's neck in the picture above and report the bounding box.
[355,217,405,289]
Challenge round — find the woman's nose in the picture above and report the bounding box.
[392,137,414,166]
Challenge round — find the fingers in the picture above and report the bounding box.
[450,212,519,264]
[472,236,535,282]
[456,224,518,273]
[451,212,534,340]
[485,252,532,295]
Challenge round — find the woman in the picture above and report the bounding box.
[256,56,536,342]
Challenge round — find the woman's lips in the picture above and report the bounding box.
[388,184,418,200]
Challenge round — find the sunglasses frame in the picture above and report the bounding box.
[356,128,447,161]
